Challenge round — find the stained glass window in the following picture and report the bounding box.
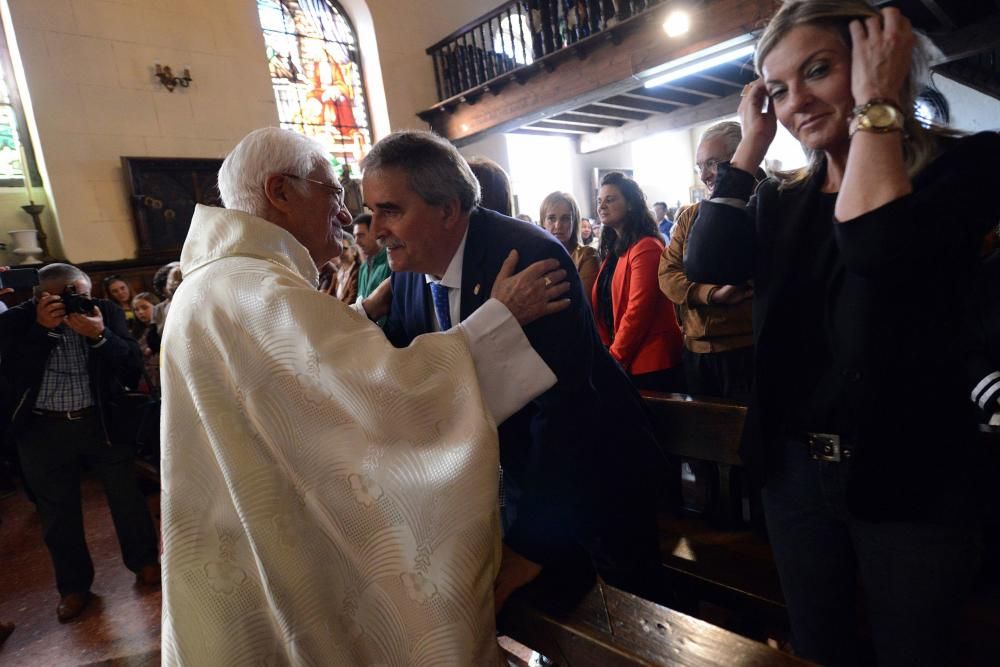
[0,20,38,189]
[257,0,372,176]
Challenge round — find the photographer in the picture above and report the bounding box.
[0,263,159,622]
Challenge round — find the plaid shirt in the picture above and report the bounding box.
[34,327,94,411]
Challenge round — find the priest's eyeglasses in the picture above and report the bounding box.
[282,173,345,202]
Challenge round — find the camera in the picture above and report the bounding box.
[62,284,97,315]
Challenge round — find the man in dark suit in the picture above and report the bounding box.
[363,131,668,611]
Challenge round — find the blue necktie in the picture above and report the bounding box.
[429,282,452,330]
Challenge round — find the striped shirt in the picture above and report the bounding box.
[34,327,94,411]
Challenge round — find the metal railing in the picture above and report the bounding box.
[427,1,667,103]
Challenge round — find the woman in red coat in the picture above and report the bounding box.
[592,172,683,391]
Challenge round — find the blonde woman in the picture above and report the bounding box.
[540,191,599,304]
[685,1,1000,663]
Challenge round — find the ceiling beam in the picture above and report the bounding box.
[574,105,652,121]
[510,128,583,139]
[641,83,721,99]
[602,94,686,113]
[580,92,742,154]
[929,14,1000,65]
[692,73,745,89]
[530,120,604,133]
[517,125,592,135]
[550,113,627,127]
[916,0,957,30]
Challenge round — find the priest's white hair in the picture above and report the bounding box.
[218,127,334,218]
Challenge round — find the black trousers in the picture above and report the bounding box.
[681,345,753,402]
[763,441,981,666]
[17,412,158,596]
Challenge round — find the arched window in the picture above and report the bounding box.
[257,0,372,176]
[0,18,40,190]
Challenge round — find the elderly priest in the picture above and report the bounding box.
[159,127,569,666]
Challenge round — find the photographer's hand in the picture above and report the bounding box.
[65,306,104,340]
[35,293,65,329]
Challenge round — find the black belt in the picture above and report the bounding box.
[31,407,94,421]
[796,432,854,463]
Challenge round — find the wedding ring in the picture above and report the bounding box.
[544,276,552,287]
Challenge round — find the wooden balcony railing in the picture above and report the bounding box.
[427,0,669,103]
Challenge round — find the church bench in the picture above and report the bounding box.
[498,580,810,666]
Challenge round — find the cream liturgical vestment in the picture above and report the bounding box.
[160,205,554,666]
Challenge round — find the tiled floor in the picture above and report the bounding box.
[0,477,161,666]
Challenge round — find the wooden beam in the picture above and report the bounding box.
[916,0,958,30]
[603,94,685,113]
[649,83,722,99]
[934,63,1000,101]
[580,92,742,154]
[550,113,627,127]
[929,14,1000,65]
[575,105,652,121]
[626,87,702,106]
[530,120,604,133]
[694,73,746,89]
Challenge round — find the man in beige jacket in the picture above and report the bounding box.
[659,121,754,400]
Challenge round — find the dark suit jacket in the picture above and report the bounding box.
[385,207,662,570]
[685,132,1000,521]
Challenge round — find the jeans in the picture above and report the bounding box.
[762,440,981,666]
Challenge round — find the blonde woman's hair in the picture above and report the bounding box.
[539,191,582,252]
[755,0,949,187]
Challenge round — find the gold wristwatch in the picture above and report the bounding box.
[849,99,905,137]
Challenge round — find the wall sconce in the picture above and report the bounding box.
[155,64,192,92]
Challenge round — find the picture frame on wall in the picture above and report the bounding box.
[121,157,225,260]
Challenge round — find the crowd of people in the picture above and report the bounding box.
[1,0,999,664]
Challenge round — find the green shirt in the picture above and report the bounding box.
[358,247,391,327]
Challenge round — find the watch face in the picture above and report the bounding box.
[868,104,900,128]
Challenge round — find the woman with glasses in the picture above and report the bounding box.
[685,1,1000,663]
[593,172,683,391]
[540,191,599,306]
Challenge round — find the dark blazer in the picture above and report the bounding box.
[685,132,1000,521]
[0,297,143,443]
[385,207,662,575]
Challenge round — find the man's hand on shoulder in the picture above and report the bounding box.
[65,305,105,340]
[491,250,570,326]
[35,293,65,329]
[494,544,543,613]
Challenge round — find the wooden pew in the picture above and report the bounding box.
[499,581,811,666]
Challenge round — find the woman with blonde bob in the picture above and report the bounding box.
[540,191,600,303]
[684,1,1000,663]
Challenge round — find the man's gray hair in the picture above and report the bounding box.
[699,121,743,160]
[361,131,481,213]
[218,127,334,218]
[36,263,89,296]
[39,263,89,287]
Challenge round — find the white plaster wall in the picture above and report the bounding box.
[3,0,280,263]
[364,0,501,132]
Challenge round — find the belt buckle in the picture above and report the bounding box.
[807,432,841,462]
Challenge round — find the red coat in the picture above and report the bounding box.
[591,235,683,375]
